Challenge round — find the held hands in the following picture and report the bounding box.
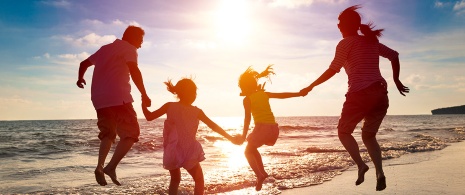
[394,80,410,96]
[299,86,313,97]
[142,95,151,107]
[76,79,86,88]
[229,134,245,145]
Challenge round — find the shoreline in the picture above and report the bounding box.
[280,141,465,195]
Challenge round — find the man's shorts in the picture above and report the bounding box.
[96,103,140,143]
[247,123,279,147]
[337,82,389,134]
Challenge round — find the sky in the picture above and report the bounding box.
[0,0,464,120]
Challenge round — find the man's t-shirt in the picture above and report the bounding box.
[88,39,138,109]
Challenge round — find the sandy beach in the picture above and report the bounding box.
[281,141,465,195]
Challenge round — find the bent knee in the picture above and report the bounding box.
[362,131,377,140]
[338,130,352,137]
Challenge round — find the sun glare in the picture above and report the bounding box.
[215,0,251,45]
[213,141,249,168]
[210,117,249,168]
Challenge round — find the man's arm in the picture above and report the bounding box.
[127,61,151,107]
[76,59,93,88]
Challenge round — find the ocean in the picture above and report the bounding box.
[0,115,464,194]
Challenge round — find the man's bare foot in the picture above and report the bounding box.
[255,173,269,191]
[94,168,107,186]
[103,167,121,186]
[355,165,369,186]
[376,175,386,191]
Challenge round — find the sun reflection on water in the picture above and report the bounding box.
[213,141,248,169]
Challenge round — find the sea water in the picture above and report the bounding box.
[0,115,464,194]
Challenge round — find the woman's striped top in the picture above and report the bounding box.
[329,35,398,93]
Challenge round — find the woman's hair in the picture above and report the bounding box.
[164,78,197,101]
[338,5,384,41]
[238,64,275,95]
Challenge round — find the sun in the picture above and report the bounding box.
[214,0,251,45]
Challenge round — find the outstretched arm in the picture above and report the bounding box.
[300,68,337,95]
[199,110,242,145]
[142,102,169,121]
[76,59,93,88]
[127,61,151,107]
[267,92,305,99]
[390,57,410,96]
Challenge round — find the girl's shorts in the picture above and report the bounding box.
[246,123,279,147]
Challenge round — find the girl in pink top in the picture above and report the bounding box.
[300,5,409,191]
[238,65,304,191]
[142,78,242,195]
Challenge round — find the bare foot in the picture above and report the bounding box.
[94,168,107,186]
[376,176,386,191]
[355,165,369,186]
[103,167,121,186]
[255,173,269,191]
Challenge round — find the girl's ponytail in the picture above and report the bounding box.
[164,79,176,95]
[256,64,275,80]
[359,22,384,42]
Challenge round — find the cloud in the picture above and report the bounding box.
[40,0,71,9]
[454,0,465,14]
[76,33,116,47]
[57,33,117,47]
[435,1,445,8]
[32,52,90,67]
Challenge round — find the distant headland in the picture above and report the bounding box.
[431,105,465,115]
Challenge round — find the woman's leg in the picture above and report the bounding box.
[168,168,181,195]
[338,131,369,185]
[186,163,205,195]
[245,144,268,191]
[362,131,386,191]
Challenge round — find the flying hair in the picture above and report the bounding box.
[339,5,384,41]
[238,64,275,95]
[164,77,197,100]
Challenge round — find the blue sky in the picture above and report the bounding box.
[0,0,464,120]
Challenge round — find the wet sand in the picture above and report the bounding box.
[281,141,465,195]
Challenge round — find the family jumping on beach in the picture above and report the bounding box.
[76,5,409,194]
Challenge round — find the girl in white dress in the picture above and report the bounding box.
[142,78,242,195]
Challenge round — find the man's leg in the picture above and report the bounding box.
[103,103,140,185]
[95,137,113,186]
[103,138,135,186]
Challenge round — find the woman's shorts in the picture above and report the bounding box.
[338,82,389,134]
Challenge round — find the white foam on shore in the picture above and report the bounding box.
[280,141,465,195]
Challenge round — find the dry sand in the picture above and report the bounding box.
[280,141,465,195]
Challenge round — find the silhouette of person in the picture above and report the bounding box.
[238,65,305,191]
[142,78,242,194]
[76,25,151,186]
[300,5,409,191]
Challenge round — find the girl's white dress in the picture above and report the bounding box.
[163,102,206,170]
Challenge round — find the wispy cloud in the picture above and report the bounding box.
[454,0,465,15]
[40,0,71,9]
